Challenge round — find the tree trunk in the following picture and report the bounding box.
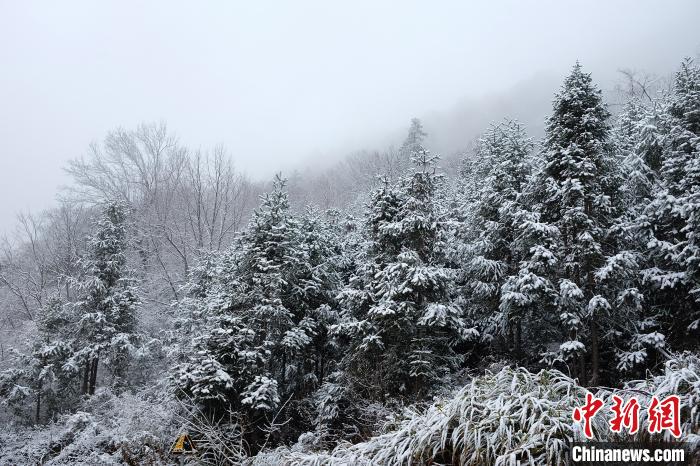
[507,325,514,353]
[81,362,89,395]
[280,352,287,385]
[589,320,599,386]
[88,356,99,395]
[319,351,324,385]
[35,389,41,424]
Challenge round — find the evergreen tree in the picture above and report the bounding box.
[66,202,140,395]
[525,63,627,385]
[296,207,344,388]
[640,58,700,349]
[176,175,342,447]
[337,147,476,398]
[30,297,74,421]
[608,92,672,376]
[614,97,668,208]
[400,117,428,157]
[0,297,74,423]
[500,208,560,363]
[177,176,293,417]
[465,119,534,355]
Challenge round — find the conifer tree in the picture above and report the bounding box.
[525,63,626,385]
[337,146,476,398]
[177,176,294,417]
[0,297,74,423]
[466,120,533,354]
[176,175,342,447]
[400,117,428,157]
[608,93,671,376]
[614,97,668,208]
[66,202,140,395]
[640,59,700,349]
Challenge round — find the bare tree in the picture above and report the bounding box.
[64,122,254,300]
[182,146,252,252]
[0,199,88,343]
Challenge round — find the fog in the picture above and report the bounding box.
[1,0,699,233]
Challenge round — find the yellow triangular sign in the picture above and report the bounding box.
[171,433,196,455]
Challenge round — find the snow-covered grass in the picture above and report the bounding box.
[614,352,700,444]
[253,366,590,465]
[253,356,700,466]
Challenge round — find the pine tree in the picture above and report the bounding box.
[400,117,428,157]
[640,58,700,349]
[465,120,534,354]
[30,297,75,421]
[176,175,342,447]
[0,297,74,423]
[337,147,476,398]
[177,176,293,416]
[614,97,668,208]
[500,208,560,363]
[526,63,626,385]
[295,207,343,388]
[608,92,672,376]
[66,202,140,395]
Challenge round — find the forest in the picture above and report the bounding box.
[1,58,699,465]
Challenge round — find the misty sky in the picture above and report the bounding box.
[1,0,699,233]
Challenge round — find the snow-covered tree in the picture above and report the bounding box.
[0,296,75,423]
[464,120,534,354]
[614,95,669,209]
[337,147,476,398]
[522,63,632,385]
[175,175,343,449]
[66,202,140,395]
[400,117,428,157]
[639,58,700,350]
[499,207,560,362]
[177,176,291,414]
[604,78,680,376]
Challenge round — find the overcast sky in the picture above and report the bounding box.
[1,0,699,233]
